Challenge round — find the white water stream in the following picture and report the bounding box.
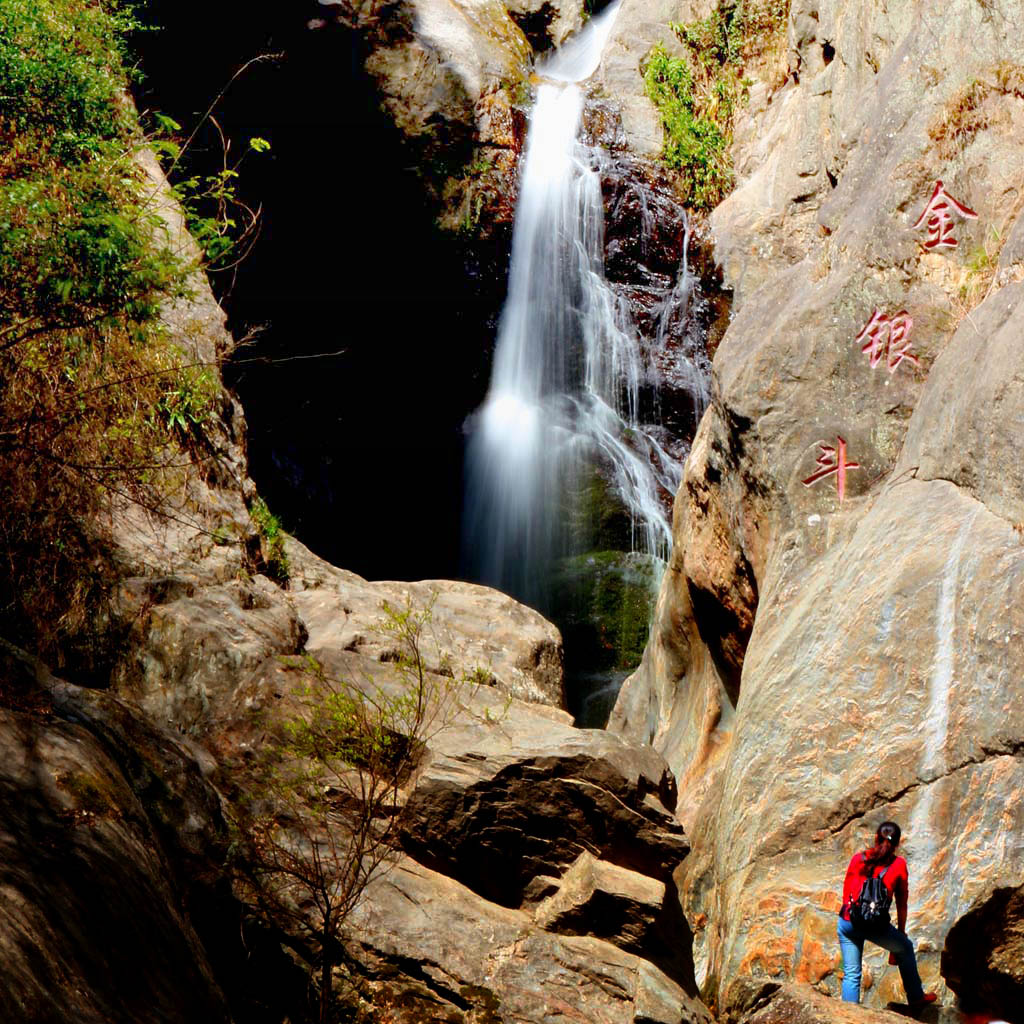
[463,2,705,603]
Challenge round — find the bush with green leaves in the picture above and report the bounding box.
[249,497,289,581]
[0,0,266,665]
[643,0,787,210]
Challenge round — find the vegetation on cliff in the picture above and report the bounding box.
[0,0,259,668]
[642,0,787,210]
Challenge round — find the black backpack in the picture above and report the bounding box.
[849,862,893,927]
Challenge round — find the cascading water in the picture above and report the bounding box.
[463,2,710,716]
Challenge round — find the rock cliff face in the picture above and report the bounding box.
[611,0,1024,1017]
[108,515,712,1022]
[0,642,235,1024]
[313,0,540,235]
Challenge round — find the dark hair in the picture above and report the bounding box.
[863,821,902,872]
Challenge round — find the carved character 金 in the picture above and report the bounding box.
[913,180,978,250]
[802,437,861,503]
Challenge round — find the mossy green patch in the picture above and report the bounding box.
[565,472,635,554]
[551,551,658,673]
[55,769,119,819]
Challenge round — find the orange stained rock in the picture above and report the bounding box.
[755,894,787,915]
[876,972,903,1004]
[475,92,517,148]
[738,933,797,978]
[817,891,842,914]
[794,936,837,984]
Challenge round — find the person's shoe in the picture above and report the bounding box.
[909,993,938,1010]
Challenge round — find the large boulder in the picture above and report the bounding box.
[289,543,565,707]
[533,850,673,957]
[611,0,1024,1012]
[398,696,687,906]
[112,534,565,736]
[941,883,1024,1021]
[0,644,233,1024]
[348,854,713,1024]
[722,981,946,1024]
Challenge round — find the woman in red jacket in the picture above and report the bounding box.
[837,821,937,1009]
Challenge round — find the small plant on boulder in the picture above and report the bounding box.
[231,596,486,1024]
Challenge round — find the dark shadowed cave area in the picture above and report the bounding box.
[132,1,510,584]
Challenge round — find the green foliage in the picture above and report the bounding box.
[0,0,263,664]
[643,43,736,210]
[643,0,787,210]
[157,367,216,435]
[168,164,258,269]
[0,0,140,151]
[249,497,288,580]
[0,0,189,334]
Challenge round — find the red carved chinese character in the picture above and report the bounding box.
[885,312,918,373]
[912,180,977,250]
[802,437,860,503]
[855,309,890,369]
[854,309,918,373]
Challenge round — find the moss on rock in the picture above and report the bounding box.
[551,550,659,673]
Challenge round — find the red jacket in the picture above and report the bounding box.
[840,851,909,929]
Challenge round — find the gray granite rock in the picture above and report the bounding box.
[348,855,713,1024]
[399,691,687,907]
[611,0,1024,1012]
[0,644,233,1024]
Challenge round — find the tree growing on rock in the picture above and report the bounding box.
[233,597,487,1024]
[0,0,270,672]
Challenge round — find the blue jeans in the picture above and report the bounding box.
[837,915,925,1003]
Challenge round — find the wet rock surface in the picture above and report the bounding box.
[597,128,718,451]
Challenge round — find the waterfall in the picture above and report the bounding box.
[463,0,704,614]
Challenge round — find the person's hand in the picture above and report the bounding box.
[888,952,898,966]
